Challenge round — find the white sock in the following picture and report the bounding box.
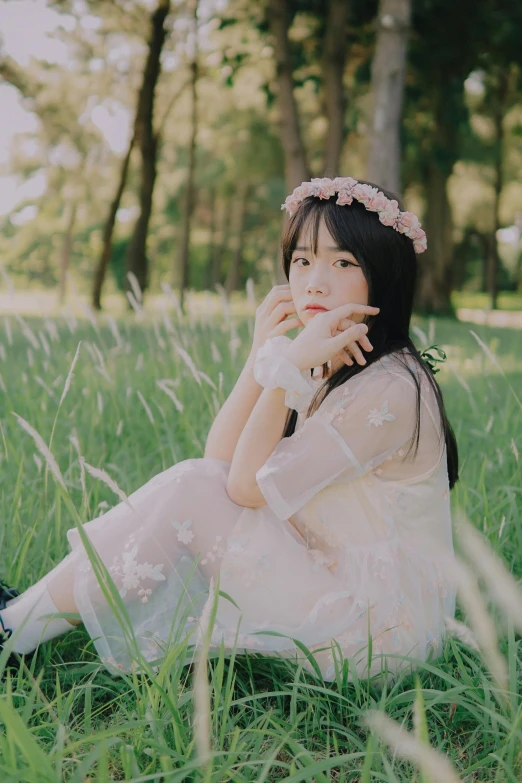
[0,579,74,654]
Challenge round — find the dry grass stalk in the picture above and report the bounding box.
[156,380,184,412]
[79,458,133,511]
[456,512,522,635]
[59,341,82,407]
[137,391,155,424]
[365,710,461,783]
[13,413,66,490]
[193,576,215,770]
[449,554,508,693]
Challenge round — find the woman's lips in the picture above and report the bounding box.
[305,306,328,312]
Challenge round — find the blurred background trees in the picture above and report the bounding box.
[0,0,521,315]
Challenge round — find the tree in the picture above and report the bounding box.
[405,0,479,315]
[474,1,522,309]
[175,0,199,314]
[367,0,411,192]
[124,0,171,300]
[92,131,136,309]
[266,0,310,192]
[323,0,350,176]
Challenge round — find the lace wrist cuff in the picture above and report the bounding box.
[253,335,315,412]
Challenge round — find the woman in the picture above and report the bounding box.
[0,176,458,682]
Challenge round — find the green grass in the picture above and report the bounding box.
[452,290,522,312]
[0,306,521,782]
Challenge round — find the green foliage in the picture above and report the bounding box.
[109,236,131,293]
[1,0,522,304]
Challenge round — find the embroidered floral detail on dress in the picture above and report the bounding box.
[383,486,407,509]
[227,535,251,556]
[109,545,166,601]
[172,518,195,545]
[308,548,334,573]
[367,400,396,427]
[201,535,225,565]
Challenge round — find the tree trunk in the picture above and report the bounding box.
[415,163,455,315]
[58,201,77,305]
[92,132,136,310]
[204,186,217,289]
[176,2,199,315]
[212,199,231,290]
[225,183,249,295]
[479,232,489,293]
[323,0,348,177]
[367,0,411,193]
[267,0,309,192]
[487,77,506,311]
[125,0,171,300]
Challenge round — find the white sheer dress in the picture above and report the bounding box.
[66,350,456,681]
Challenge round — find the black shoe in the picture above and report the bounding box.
[0,581,19,610]
[0,612,12,646]
[0,581,20,669]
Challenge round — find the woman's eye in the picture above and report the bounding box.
[291,257,358,268]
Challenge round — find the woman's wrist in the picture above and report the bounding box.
[251,335,315,411]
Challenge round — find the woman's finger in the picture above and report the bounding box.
[342,349,354,366]
[270,300,298,324]
[332,303,380,321]
[345,340,366,365]
[357,334,373,352]
[332,323,368,353]
[275,317,302,335]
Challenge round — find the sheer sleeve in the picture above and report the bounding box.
[255,361,440,521]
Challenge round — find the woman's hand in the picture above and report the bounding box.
[249,284,303,361]
[285,303,380,372]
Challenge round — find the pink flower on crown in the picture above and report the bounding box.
[396,211,420,236]
[281,198,298,214]
[280,176,428,253]
[336,189,355,206]
[414,235,427,253]
[366,190,390,213]
[333,176,358,191]
[408,226,426,241]
[378,199,401,226]
[310,177,338,200]
[299,182,316,198]
[352,183,378,205]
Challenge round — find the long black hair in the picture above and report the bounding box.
[280,179,459,489]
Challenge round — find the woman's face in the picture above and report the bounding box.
[289,217,369,324]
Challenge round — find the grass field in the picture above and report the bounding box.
[0,303,521,782]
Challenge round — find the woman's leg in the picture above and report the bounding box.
[0,551,82,654]
[1,458,242,655]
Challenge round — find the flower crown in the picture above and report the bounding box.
[281,176,427,254]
